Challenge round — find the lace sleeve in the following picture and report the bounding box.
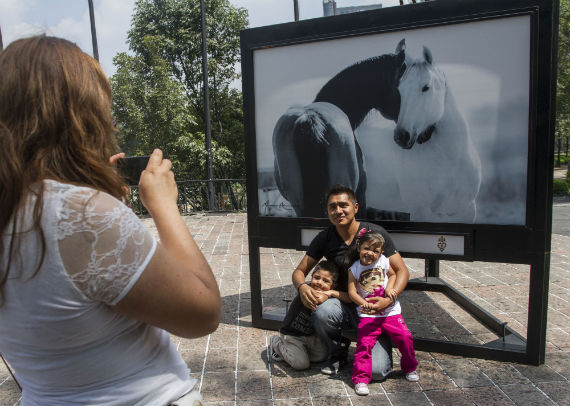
[56,186,157,305]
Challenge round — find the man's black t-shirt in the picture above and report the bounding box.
[306,222,397,292]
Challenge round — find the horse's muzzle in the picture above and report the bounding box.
[394,124,436,149]
[394,128,414,149]
[417,124,436,144]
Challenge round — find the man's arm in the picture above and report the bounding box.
[292,254,317,289]
[292,255,320,310]
[384,267,397,302]
[388,252,409,298]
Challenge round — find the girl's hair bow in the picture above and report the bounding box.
[357,228,367,239]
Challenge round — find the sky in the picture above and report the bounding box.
[0,0,403,77]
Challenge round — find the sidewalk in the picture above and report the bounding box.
[1,212,568,405]
[553,167,567,181]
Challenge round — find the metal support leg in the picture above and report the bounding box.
[425,259,440,278]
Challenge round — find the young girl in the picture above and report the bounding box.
[347,230,418,396]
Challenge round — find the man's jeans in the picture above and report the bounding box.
[312,298,393,380]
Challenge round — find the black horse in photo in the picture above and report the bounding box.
[272,39,407,218]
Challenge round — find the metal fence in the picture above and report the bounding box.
[127,179,247,215]
[555,137,569,166]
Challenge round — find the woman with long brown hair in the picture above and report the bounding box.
[0,35,220,406]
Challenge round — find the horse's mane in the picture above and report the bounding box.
[400,60,447,86]
[314,51,404,129]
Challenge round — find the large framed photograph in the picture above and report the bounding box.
[242,0,557,260]
[241,0,558,364]
[253,16,530,226]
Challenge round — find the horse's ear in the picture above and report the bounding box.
[395,38,406,54]
[396,47,406,65]
[423,46,433,65]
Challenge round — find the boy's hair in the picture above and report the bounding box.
[345,230,385,266]
[326,184,357,205]
[312,260,339,284]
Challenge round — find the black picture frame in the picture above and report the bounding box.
[241,0,558,365]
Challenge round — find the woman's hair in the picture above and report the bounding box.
[0,35,126,304]
[344,229,385,267]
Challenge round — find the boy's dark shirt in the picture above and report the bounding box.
[306,221,397,292]
[280,293,313,336]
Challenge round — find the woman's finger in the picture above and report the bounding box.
[109,152,125,165]
[146,149,163,169]
[161,158,172,171]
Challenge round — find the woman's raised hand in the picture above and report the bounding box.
[114,148,221,338]
[139,149,178,216]
[109,152,126,166]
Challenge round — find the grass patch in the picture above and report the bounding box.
[554,154,569,167]
[553,179,569,195]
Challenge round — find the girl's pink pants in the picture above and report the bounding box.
[352,315,418,384]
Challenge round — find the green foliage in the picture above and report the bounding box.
[129,0,246,97]
[555,1,569,144]
[553,178,569,195]
[554,154,569,166]
[112,37,192,153]
[111,0,248,180]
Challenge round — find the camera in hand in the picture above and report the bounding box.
[117,156,149,186]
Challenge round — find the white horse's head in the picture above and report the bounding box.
[394,46,446,149]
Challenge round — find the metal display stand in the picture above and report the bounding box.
[241,0,559,365]
[405,259,527,363]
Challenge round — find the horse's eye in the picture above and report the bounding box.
[422,85,430,92]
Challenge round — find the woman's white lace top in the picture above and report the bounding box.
[56,180,154,305]
[0,180,194,406]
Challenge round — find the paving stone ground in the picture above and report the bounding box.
[1,212,568,406]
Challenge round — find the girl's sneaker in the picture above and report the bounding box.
[354,383,370,396]
[405,370,419,381]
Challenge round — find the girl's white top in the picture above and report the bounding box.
[0,180,194,406]
[350,255,401,318]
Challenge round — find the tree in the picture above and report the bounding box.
[122,0,249,178]
[555,0,569,156]
[111,35,232,180]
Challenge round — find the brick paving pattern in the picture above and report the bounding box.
[1,212,568,405]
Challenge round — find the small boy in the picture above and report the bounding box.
[270,260,340,370]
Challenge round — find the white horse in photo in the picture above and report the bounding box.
[391,46,481,222]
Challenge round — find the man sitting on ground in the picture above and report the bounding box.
[291,185,410,377]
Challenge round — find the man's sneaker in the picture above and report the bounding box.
[354,383,370,396]
[320,357,346,375]
[405,370,419,382]
[269,335,283,362]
